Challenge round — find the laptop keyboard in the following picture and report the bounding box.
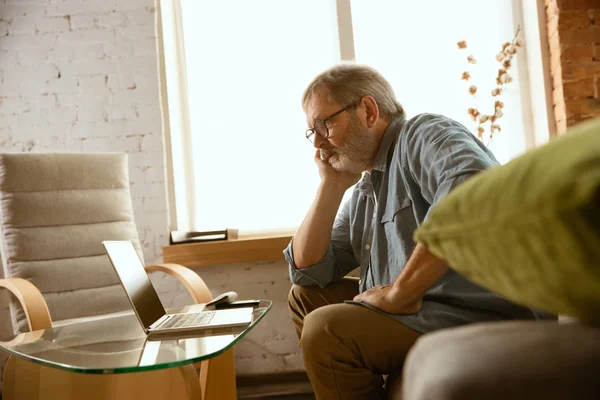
[157,312,216,330]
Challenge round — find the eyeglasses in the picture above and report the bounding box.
[305,100,360,144]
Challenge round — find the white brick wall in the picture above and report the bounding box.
[195,261,303,373]
[0,0,166,262]
[0,0,302,385]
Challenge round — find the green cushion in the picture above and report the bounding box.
[415,119,600,322]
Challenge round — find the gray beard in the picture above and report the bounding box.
[328,116,379,174]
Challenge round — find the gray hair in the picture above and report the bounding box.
[302,63,406,121]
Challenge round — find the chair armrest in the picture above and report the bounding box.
[0,278,52,332]
[145,263,212,304]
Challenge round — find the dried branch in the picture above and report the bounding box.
[457,25,522,140]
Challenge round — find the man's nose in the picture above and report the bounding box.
[313,133,325,149]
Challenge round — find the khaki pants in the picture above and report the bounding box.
[288,278,422,400]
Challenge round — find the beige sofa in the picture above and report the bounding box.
[384,319,600,399]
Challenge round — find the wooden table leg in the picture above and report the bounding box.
[199,349,237,400]
[3,355,202,400]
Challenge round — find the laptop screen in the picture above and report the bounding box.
[103,241,166,330]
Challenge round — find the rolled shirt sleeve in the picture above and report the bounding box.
[284,198,359,288]
[284,241,337,288]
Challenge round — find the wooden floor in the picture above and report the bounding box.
[265,395,315,400]
[0,375,314,400]
[0,392,313,400]
[237,382,315,399]
[237,372,314,400]
[240,392,315,400]
[0,387,313,400]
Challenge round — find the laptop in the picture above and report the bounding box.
[102,241,253,335]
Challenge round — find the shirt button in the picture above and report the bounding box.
[365,244,371,250]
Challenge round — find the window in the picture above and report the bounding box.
[159,0,552,234]
[351,0,537,165]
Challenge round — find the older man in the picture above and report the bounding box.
[284,64,550,399]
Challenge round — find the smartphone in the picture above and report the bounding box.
[215,300,261,309]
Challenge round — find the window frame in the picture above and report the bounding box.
[157,0,554,257]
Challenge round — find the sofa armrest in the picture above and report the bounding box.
[0,278,52,332]
[402,320,600,400]
[145,263,212,304]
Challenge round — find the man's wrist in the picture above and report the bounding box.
[319,179,349,196]
[389,284,405,302]
[390,282,422,307]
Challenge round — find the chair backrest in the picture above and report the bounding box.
[0,153,143,334]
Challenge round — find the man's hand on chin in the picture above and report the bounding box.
[353,285,423,315]
[315,149,361,190]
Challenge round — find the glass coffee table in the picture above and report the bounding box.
[0,300,271,400]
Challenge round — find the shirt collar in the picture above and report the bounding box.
[357,115,405,197]
[371,115,405,172]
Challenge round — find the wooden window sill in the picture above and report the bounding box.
[162,235,293,267]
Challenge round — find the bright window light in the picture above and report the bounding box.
[163,0,540,234]
[180,0,339,232]
[351,0,529,164]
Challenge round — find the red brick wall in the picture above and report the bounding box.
[546,0,600,134]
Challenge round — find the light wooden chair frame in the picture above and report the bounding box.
[0,263,237,400]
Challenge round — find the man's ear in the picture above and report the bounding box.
[362,95,379,128]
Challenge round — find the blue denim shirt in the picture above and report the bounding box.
[284,113,553,334]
